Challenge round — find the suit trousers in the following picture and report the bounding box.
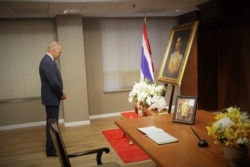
[45,105,59,155]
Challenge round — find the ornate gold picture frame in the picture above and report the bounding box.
[158,21,199,86]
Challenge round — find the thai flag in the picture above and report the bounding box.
[140,18,154,82]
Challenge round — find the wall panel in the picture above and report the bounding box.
[0,20,54,101]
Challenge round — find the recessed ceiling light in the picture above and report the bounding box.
[63,9,80,14]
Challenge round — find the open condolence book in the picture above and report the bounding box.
[138,126,178,145]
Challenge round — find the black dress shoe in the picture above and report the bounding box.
[46,153,57,157]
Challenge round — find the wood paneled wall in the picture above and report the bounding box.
[179,0,250,112]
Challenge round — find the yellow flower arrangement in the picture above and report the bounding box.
[206,106,250,148]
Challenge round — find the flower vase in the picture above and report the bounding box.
[143,106,150,116]
[146,108,158,116]
[222,145,248,167]
[134,102,138,114]
[134,101,145,116]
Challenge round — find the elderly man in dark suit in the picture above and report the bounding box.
[39,41,67,157]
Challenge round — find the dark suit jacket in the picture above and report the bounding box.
[39,54,63,106]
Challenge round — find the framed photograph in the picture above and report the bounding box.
[173,96,197,124]
[158,21,199,86]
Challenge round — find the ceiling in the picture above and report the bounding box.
[0,0,209,18]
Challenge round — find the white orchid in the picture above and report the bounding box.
[215,117,235,129]
[128,79,167,112]
[146,96,167,112]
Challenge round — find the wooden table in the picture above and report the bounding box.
[115,110,250,167]
[120,111,140,144]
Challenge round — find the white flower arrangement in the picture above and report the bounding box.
[128,79,167,112]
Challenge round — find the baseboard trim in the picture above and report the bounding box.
[0,112,122,131]
[64,120,90,127]
[0,119,64,131]
[89,112,121,119]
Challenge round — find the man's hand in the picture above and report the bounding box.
[61,93,67,100]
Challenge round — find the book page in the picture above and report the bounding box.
[138,126,164,135]
[147,132,178,145]
[138,125,178,145]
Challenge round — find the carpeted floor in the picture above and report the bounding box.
[102,128,149,163]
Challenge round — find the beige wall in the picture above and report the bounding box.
[83,18,180,117]
[56,15,90,126]
[0,99,45,125]
[0,16,179,129]
[83,19,135,116]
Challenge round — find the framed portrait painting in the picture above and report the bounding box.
[172,96,197,125]
[158,21,199,86]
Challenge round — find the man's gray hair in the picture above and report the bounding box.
[47,41,61,51]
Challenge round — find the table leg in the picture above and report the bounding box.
[129,138,133,145]
[122,131,134,145]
